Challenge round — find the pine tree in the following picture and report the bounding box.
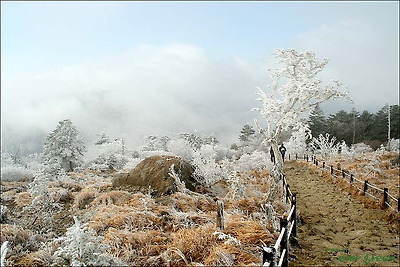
[239,124,255,142]
[43,119,86,173]
[95,130,110,146]
[309,104,327,138]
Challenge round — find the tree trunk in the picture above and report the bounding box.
[267,140,284,202]
[69,161,73,172]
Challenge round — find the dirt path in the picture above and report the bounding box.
[284,161,399,267]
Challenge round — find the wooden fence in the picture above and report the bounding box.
[290,154,399,212]
[259,152,399,266]
[215,172,298,266]
[262,174,297,267]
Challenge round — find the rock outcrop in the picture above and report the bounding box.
[112,155,198,196]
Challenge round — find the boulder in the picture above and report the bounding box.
[112,155,198,196]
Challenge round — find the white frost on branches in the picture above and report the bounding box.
[284,127,311,157]
[387,138,400,152]
[192,152,229,186]
[167,139,195,162]
[253,48,352,201]
[253,49,352,169]
[253,49,351,142]
[168,164,187,193]
[43,119,86,173]
[310,133,339,159]
[235,151,272,172]
[53,216,116,266]
[1,241,9,267]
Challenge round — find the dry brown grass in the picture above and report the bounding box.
[14,192,33,208]
[0,224,45,264]
[170,223,217,265]
[1,164,286,266]
[324,152,399,199]
[103,228,169,265]
[72,186,98,210]
[13,247,56,267]
[90,190,133,207]
[225,217,274,247]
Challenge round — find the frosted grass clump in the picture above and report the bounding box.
[54,216,122,266]
[235,151,272,172]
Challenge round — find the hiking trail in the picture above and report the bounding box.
[284,161,399,267]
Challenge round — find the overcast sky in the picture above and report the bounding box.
[1,1,399,155]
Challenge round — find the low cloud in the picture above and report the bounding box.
[1,43,267,154]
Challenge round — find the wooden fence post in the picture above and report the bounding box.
[398,198,400,212]
[363,180,368,195]
[330,166,333,176]
[350,174,354,183]
[263,247,277,267]
[292,193,297,238]
[342,170,346,179]
[280,217,289,267]
[383,188,388,208]
[285,185,289,204]
[216,200,224,231]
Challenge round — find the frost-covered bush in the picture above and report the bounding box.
[192,151,229,186]
[88,139,129,171]
[1,153,14,167]
[352,142,373,155]
[340,142,374,159]
[167,139,195,162]
[235,151,271,172]
[22,171,63,236]
[199,145,217,160]
[1,205,9,224]
[0,165,35,181]
[284,128,310,157]
[226,171,246,198]
[23,153,46,171]
[310,133,339,159]
[215,145,238,161]
[54,216,121,266]
[122,157,142,170]
[387,138,399,152]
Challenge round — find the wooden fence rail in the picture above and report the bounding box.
[289,154,399,212]
[262,175,297,267]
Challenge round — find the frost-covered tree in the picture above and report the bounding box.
[142,135,170,152]
[178,132,218,150]
[43,119,86,173]
[94,130,110,146]
[309,104,327,138]
[239,124,256,142]
[253,49,352,200]
[309,133,339,159]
